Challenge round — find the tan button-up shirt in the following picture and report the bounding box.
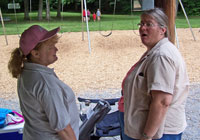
[124,38,189,139]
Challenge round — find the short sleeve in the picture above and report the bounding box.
[40,87,70,131]
[147,55,176,94]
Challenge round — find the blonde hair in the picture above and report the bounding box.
[8,35,59,78]
[8,48,25,78]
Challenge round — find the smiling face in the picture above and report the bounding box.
[139,14,166,50]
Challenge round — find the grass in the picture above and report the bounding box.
[0,11,200,35]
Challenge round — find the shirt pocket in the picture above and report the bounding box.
[135,72,148,93]
[134,72,151,108]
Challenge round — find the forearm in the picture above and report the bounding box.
[142,101,169,139]
[58,124,76,140]
[141,91,172,140]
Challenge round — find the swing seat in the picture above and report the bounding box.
[99,31,112,37]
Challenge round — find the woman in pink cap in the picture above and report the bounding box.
[8,25,79,140]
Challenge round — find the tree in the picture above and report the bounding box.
[74,0,79,11]
[46,0,50,20]
[38,0,43,20]
[24,0,30,20]
[181,0,200,15]
[57,0,61,18]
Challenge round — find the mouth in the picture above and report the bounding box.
[141,33,148,37]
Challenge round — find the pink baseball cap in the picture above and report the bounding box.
[20,25,60,56]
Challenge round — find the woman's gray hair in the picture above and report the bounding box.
[142,8,169,38]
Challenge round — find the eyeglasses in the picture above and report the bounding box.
[137,23,158,28]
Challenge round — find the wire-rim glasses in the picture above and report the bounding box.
[137,22,160,28]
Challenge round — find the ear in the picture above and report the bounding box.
[160,27,167,36]
[30,50,40,58]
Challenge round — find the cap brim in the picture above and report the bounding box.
[40,27,60,42]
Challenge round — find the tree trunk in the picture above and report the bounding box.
[38,0,43,21]
[103,1,110,13]
[46,0,50,20]
[24,0,30,20]
[74,0,78,11]
[57,0,61,18]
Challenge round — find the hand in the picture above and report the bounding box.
[140,132,153,140]
[140,138,152,140]
[58,124,76,140]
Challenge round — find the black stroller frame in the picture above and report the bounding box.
[78,97,121,140]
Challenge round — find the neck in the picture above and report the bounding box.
[147,36,165,51]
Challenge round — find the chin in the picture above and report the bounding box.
[50,57,58,65]
[53,58,58,63]
[54,55,58,61]
[141,40,148,47]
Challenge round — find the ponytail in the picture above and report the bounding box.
[8,48,25,78]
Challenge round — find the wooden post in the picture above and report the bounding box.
[165,0,176,44]
[0,8,8,45]
[155,0,176,44]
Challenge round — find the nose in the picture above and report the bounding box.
[140,24,148,30]
[139,25,147,34]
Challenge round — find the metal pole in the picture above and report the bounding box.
[0,8,8,45]
[81,0,84,41]
[178,0,196,41]
[83,0,91,54]
[175,24,180,49]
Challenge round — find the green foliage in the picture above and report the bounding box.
[115,0,131,14]
[1,11,200,35]
[1,0,200,16]
[179,0,200,15]
[0,0,22,12]
[0,1,8,12]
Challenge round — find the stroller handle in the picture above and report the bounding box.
[77,97,120,106]
[79,99,111,140]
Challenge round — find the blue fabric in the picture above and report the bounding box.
[119,111,134,140]
[125,134,182,140]
[95,111,121,137]
[155,133,182,140]
[0,108,12,128]
[0,132,23,140]
[119,111,182,140]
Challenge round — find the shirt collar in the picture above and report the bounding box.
[23,62,54,74]
[146,37,169,56]
[139,38,169,62]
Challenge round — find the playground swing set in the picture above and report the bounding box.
[0,1,20,45]
[0,0,196,51]
[97,0,116,37]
